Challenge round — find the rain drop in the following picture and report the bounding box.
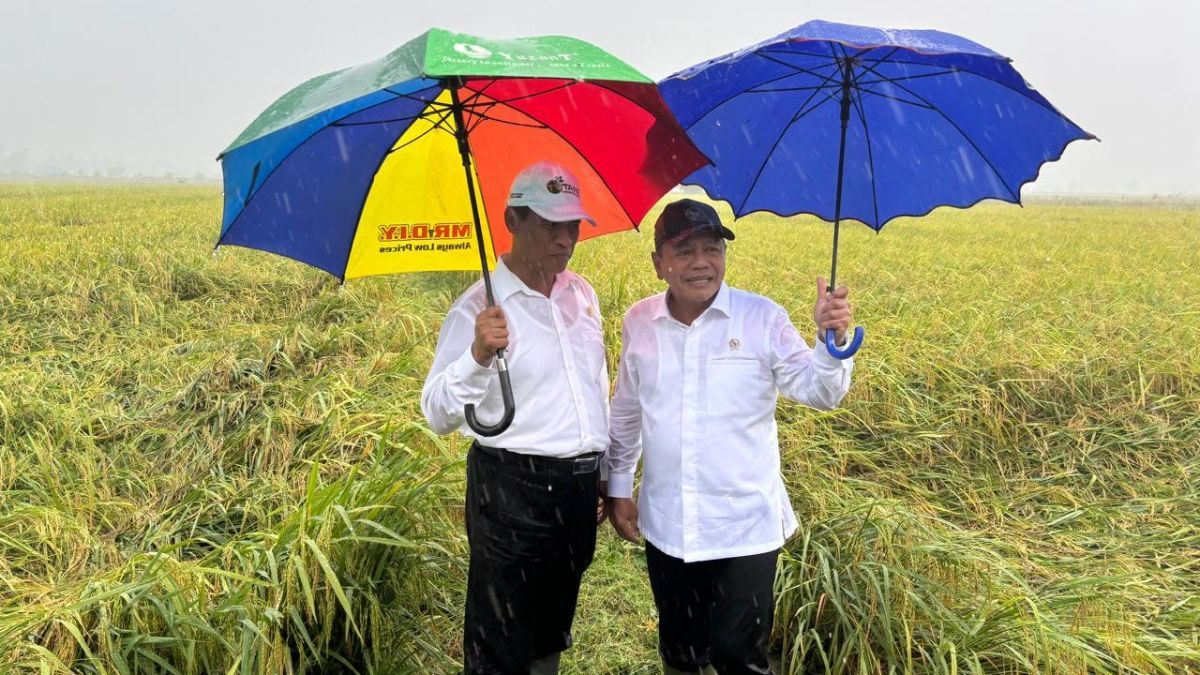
[334,128,351,163]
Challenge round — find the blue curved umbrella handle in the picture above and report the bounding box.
[825,326,864,359]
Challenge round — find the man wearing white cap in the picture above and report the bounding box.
[422,161,609,675]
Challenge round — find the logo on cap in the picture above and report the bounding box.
[454,43,492,59]
[685,206,707,223]
[546,176,579,197]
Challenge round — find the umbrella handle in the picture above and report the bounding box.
[824,326,864,360]
[464,350,516,437]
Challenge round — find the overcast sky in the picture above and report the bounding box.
[1,0,1196,194]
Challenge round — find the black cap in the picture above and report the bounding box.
[653,199,735,250]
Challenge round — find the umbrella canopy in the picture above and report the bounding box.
[218,28,706,281]
[660,20,1094,356]
[218,28,707,436]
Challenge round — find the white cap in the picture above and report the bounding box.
[507,161,596,225]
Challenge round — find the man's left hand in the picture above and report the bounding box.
[596,480,609,524]
[814,276,853,345]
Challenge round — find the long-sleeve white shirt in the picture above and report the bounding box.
[421,258,609,457]
[606,283,853,562]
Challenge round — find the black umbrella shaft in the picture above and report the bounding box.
[450,77,515,437]
[829,59,854,293]
[449,79,497,307]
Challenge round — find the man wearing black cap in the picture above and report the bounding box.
[605,198,855,675]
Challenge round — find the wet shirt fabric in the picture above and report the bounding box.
[607,284,853,562]
[421,257,609,458]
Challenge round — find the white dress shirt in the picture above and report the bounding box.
[421,257,609,458]
[607,283,853,562]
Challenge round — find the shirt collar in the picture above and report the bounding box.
[492,256,578,301]
[709,282,732,317]
[654,282,732,324]
[489,257,524,302]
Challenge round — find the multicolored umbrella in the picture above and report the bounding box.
[218,29,707,434]
[661,20,1094,358]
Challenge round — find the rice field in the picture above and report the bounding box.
[1,183,1197,673]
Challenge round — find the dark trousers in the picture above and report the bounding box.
[646,541,779,675]
[463,442,599,675]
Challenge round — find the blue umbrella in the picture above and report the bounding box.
[660,20,1095,358]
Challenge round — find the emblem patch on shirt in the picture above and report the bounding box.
[729,338,741,351]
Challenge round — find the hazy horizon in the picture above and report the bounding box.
[2,0,1196,196]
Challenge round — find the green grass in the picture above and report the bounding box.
[1,184,1197,673]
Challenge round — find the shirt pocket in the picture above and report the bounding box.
[707,356,771,422]
[576,317,607,379]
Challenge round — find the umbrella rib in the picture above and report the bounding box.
[566,79,684,123]
[384,87,448,109]
[676,55,839,133]
[460,86,552,133]
[736,66,844,214]
[463,96,641,229]
[758,47,833,59]
[743,61,857,93]
[384,109,455,155]
[463,94,506,134]
[767,46,1083,123]
[758,46,978,90]
[856,55,981,68]
[754,51,843,82]
[850,63,973,94]
[852,46,902,64]
[331,112,430,128]
[223,84,443,233]
[761,45,1071,120]
[465,81,577,108]
[468,108,494,134]
[457,78,506,133]
[854,58,1020,201]
[383,89,456,127]
[854,68,962,87]
[847,59,882,228]
[853,85,936,110]
[843,52,953,110]
[747,82,847,93]
[785,45,848,125]
[469,111,549,130]
[460,79,638,135]
[731,48,941,97]
[460,77,502,105]
[458,89,553,132]
[790,85,844,123]
[757,46,846,64]
[750,67,958,94]
[467,103,498,134]
[840,48,971,70]
[757,43,874,66]
[848,55,1083,120]
[458,78,698,231]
